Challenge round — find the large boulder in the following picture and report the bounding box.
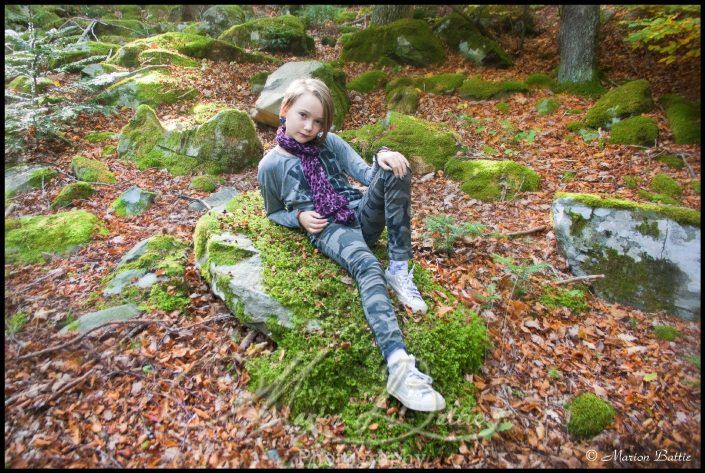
[118,104,262,175]
[552,193,700,320]
[341,19,445,66]
[193,191,490,456]
[201,5,252,37]
[95,69,198,109]
[338,112,461,175]
[218,15,314,55]
[252,61,349,130]
[433,13,512,67]
[444,158,541,202]
[47,41,121,69]
[660,93,701,145]
[5,210,108,265]
[583,79,654,129]
[5,164,58,198]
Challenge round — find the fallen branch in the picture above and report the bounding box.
[238,330,257,352]
[553,274,604,285]
[46,367,96,404]
[170,192,211,210]
[16,318,170,361]
[503,226,547,238]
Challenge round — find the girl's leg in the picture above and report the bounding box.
[355,167,412,261]
[312,222,406,360]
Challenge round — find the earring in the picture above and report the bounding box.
[279,117,286,124]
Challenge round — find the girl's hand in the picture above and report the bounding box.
[298,211,328,234]
[376,150,410,178]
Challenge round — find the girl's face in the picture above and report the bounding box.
[280,92,324,144]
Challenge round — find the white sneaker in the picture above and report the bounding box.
[387,353,446,412]
[384,265,428,314]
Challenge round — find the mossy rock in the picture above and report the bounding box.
[189,175,224,192]
[47,41,121,69]
[347,70,387,93]
[51,182,96,209]
[660,93,701,145]
[76,18,150,39]
[309,63,350,131]
[8,75,57,94]
[249,71,270,93]
[194,192,491,457]
[219,15,314,55]
[341,19,445,67]
[106,32,271,68]
[5,210,108,265]
[535,98,560,116]
[553,78,606,99]
[654,154,684,170]
[432,13,512,67]
[202,5,250,37]
[650,173,682,199]
[71,155,117,184]
[386,85,420,114]
[96,69,198,109]
[4,165,58,199]
[458,75,528,100]
[102,235,190,312]
[137,48,200,67]
[566,393,615,439]
[418,73,465,95]
[5,5,64,30]
[608,115,658,146]
[338,112,460,175]
[583,79,654,129]
[118,104,263,176]
[111,186,156,217]
[445,159,540,202]
[85,131,117,143]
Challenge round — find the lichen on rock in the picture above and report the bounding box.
[96,69,199,109]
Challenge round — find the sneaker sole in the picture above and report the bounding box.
[387,387,446,412]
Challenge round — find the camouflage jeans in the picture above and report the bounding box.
[311,168,412,360]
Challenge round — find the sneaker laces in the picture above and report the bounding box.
[401,266,422,299]
[396,355,433,386]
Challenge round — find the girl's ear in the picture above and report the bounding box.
[279,101,288,118]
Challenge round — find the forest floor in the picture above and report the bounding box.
[4,5,701,468]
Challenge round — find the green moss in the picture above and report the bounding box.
[566,121,586,133]
[111,189,156,217]
[249,71,270,92]
[198,192,490,456]
[567,210,589,237]
[653,325,680,341]
[655,154,684,169]
[386,86,420,114]
[309,63,349,130]
[51,182,96,209]
[566,393,615,439]
[341,19,445,66]
[525,73,555,89]
[650,173,682,199]
[635,220,660,238]
[660,94,701,145]
[101,145,117,158]
[219,15,314,55]
[71,155,117,184]
[117,104,165,161]
[189,175,224,192]
[433,13,511,67]
[347,70,387,93]
[555,192,700,228]
[445,159,540,202]
[8,75,56,94]
[97,69,199,109]
[623,175,644,189]
[5,167,58,199]
[495,102,510,113]
[540,286,589,313]
[85,131,117,143]
[48,41,121,69]
[535,98,560,115]
[338,112,459,172]
[137,48,200,67]
[5,210,107,265]
[553,78,606,98]
[609,115,658,146]
[584,79,654,129]
[148,284,189,312]
[690,181,701,194]
[418,73,465,94]
[638,190,680,206]
[458,75,528,100]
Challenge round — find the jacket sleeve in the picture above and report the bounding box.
[257,158,302,229]
[327,133,380,186]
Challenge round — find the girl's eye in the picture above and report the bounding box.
[299,112,306,118]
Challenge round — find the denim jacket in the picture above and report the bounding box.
[257,132,380,229]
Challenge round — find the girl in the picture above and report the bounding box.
[257,78,445,412]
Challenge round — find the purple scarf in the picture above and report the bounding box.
[276,126,354,225]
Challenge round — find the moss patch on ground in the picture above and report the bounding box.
[458,75,528,100]
[445,158,541,202]
[609,115,658,146]
[5,210,108,265]
[650,173,682,200]
[655,154,684,169]
[418,73,465,94]
[583,79,654,129]
[660,93,701,145]
[566,393,616,439]
[653,325,680,341]
[555,192,700,228]
[51,182,96,209]
[347,70,387,93]
[195,192,492,457]
[338,112,460,174]
[189,175,224,192]
[539,285,589,313]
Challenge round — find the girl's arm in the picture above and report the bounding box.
[327,133,380,186]
[257,159,302,229]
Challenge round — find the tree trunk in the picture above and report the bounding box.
[371,5,413,26]
[557,5,600,83]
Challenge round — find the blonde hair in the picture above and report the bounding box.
[280,77,334,146]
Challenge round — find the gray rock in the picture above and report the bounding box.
[112,185,156,216]
[552,195,700,320]
[252,61,323,127]
[59,304,142,335]
[189,186,240,212]
[103,268,146,296]
[5,164,57,198]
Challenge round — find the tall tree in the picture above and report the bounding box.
[557,5,600,83]
[371,5,413,26]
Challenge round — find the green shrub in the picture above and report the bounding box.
[424,214,487,254]
[566,393,615,439]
